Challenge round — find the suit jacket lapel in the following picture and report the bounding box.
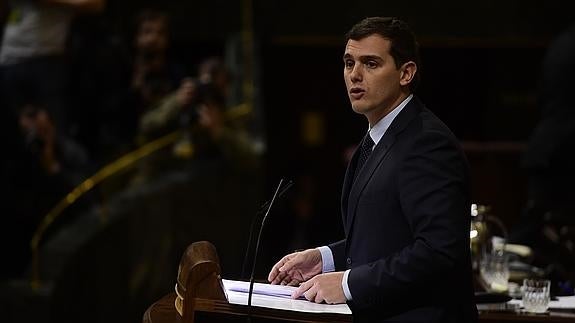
[343,96,424,233]
[341,147,359,236]
[345,133,396,230]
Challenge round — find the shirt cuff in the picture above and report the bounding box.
[317,246,335,273]
[342,269,353,301]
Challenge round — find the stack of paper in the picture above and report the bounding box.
[221,279,352,315]
[223,279,303,299]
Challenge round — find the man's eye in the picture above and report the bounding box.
[344,60,354,68]
[366,61,378,69]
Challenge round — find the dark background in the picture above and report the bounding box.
[1,0,573,322]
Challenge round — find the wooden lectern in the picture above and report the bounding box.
[143,241,352,323]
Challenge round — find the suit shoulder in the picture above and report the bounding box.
[397,107,466,162]
[417,108,460,142]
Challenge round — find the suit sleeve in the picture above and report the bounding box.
[348,129,470,309]
[328,239,347,271]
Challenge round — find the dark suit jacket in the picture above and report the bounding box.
[329,96,477,322]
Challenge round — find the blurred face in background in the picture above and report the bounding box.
[136,18,169,55]
[18,105,54,147]
[198,59,231,98]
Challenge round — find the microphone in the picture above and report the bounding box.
[241,179,293,279]
[246,178,291,319]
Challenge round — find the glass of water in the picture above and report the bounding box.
[522,279,551,313]
[480,252,509,292]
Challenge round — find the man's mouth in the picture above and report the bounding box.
[349,88,365,99]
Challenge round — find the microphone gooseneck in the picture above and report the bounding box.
[246,178,290,319]
[241,180,294,279]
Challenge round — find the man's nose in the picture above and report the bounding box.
[350,64,362,82]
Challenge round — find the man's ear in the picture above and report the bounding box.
[399,61,417,87]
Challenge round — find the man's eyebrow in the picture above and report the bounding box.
[343,54,383,61]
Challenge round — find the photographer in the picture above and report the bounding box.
[138,77,196,140]
[1,103,90,279]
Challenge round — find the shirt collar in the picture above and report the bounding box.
[368,94,413,146]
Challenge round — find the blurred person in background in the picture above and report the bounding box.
[509,21,575,296]
[133,78,261,186]
[189,81,260,168]
[0,100,90,280]
[135,56,259,181]
[94,8,186,163]
[197,56,231,99]
[0,0,102,281]
[138,56,232,140]
[0,0,105,135]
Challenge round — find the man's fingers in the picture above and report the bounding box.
[267,268,278,283]
[269,252,302,284]
[292,281,310,299]
[286,280,300,287]
[268,256,290,282]
[269,266,287,284]
[278,261,291,273]
[280,275,293,286]
[271,271,287,285]
[291,282,307,299]
[314,290,324,304]
[304,284,319,303]
[268,268,280,283]
[279,255,300,274]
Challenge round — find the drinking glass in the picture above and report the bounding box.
[480,252,509,292]
[522,279,551,313]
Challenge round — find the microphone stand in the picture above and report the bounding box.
[246,178,287,322]
[241,180,293,279]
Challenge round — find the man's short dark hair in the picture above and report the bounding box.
[346,17,421,91]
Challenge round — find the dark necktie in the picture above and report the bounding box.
[355,133,375,180]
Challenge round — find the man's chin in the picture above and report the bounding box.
[351,104,369,115]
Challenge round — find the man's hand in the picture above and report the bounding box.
[268,249,322,286]
[292,272,346,304]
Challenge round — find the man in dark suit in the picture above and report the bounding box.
[268,17,477,322]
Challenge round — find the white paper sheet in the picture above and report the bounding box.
[508,295,575,309]
[222,279,352,315]
[550,296,575,309]
[223,279,302,299]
